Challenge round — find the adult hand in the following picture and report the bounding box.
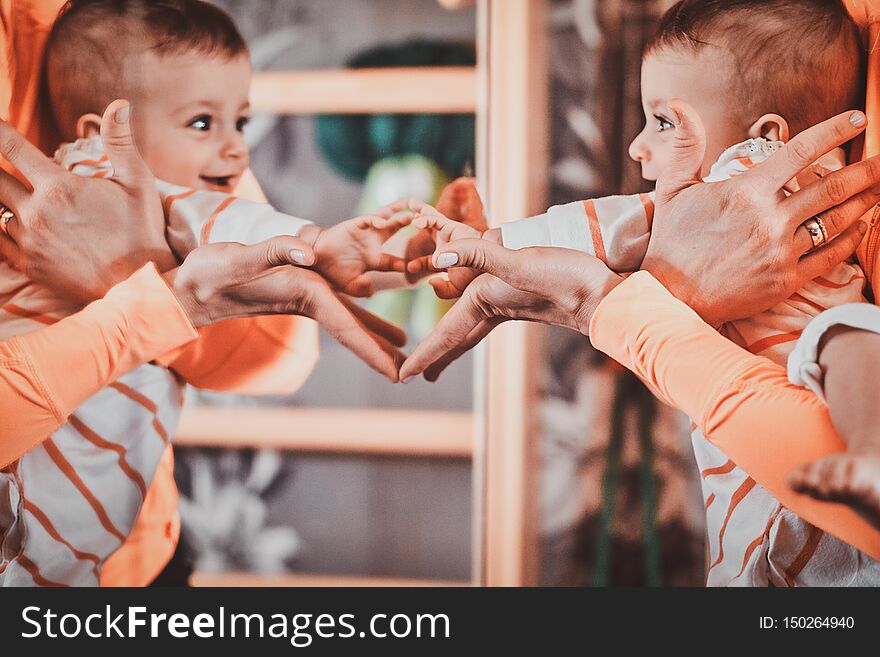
[0,99,176,303]
[643,102,878,327]
[166,236,407,381]
[400,239,621,381]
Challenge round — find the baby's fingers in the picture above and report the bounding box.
[343,275,375,297]
[429,276,465,299]
[373,197,435,218]
[412,213,455,232]
[370,252,407,273]
[406,254,437,276]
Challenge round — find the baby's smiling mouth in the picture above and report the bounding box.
[200,174,234,189]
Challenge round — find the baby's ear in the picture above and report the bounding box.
[75,113,103,139]
[748,113,789,142]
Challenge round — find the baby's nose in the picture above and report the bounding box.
[222,135,247,161]
[628,134,647,162]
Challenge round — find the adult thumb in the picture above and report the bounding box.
[434,238,525,287]
[655,98,707,202]
[99,99,154,187]
[260,235,316,268]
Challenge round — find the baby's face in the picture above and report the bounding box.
[629,48,747,181]
[127,50,251,193]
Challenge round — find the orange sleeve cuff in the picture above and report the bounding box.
[0,263,197,466]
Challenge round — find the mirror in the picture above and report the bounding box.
[175,0,479,587]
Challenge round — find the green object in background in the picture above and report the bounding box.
[315,40,476,343]
[315,40,476,183]
[354,155,452,342]
[356,155,449,215]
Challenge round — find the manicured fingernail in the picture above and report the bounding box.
[402,376,412,384]
[436,252,458,268]
[859,220,868,235]
[290,249,309,265]
[850,112,866,127]
[115,104,130,123]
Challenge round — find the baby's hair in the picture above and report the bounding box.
[646,0,864,134]
[45,0,248,140]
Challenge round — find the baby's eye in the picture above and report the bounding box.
[654,114,674,132]
[187,115,212,131]
[235,116,250,132]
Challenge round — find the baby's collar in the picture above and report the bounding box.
[53,135,106,165]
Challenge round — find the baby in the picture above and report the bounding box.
[411,0,880,585]
[0,0,408,586]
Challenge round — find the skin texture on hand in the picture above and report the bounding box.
[399,239,622,381]
[0,100,177,303]
[642,102,878,327]
[165,235,407,381]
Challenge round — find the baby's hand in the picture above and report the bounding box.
[403,177,489,284]
[407,210,500,299]
[300,200,419,296]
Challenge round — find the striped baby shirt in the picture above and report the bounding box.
[503,139,880,585]
[0,136,311,586]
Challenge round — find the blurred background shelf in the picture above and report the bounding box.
[251,66,477,114]
[176,406,474,458]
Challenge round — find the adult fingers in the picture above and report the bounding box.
[100,100,155,189]
[796,220,867,286]
[262,235,316,267]
[339,297,408,347]
[792,185,880,255]
[315,289,403,381]
[0,167,30,216]
[782,154,880,236]
[0,119,56,184]
[0,200,24,244]
[228,236,315,281]
[399,290,487,380]
[654,99,707,202]
[432,238,535,292]
[0,231,21,269]
[423,318,499,382]
[756,110,867,193]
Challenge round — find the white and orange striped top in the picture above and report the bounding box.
[0,137,311,586]
[503,138,880,585]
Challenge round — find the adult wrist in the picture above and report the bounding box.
[573,268,624,335]
[162,267,212,328]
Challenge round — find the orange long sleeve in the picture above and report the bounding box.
[589,271,880,560]
[0,263,197,465]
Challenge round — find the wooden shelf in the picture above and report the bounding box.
[175,406,474,458]
[192,571,470,587]
[250,66,477,115]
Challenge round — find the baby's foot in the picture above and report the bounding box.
[788,453,880,530]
